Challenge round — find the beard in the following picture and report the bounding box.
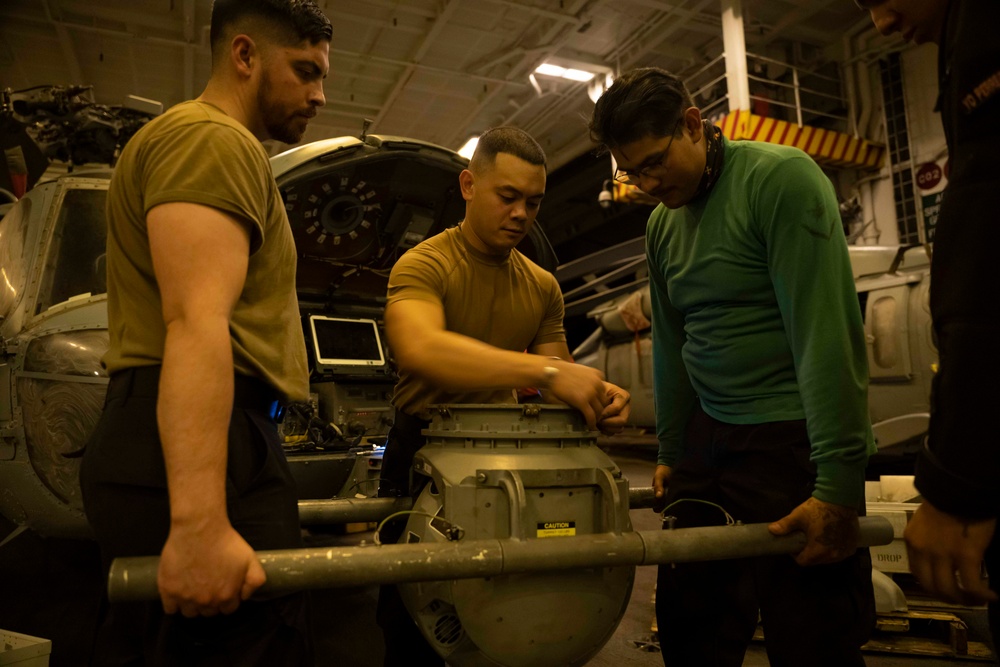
[257,70,307,144]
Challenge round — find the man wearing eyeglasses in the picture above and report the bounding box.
[857,0,1000,638]
[590,67,876,665]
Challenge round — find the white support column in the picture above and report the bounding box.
[720,0,750,114]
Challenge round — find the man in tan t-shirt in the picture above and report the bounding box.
[79,1,330,664]
[376,126,631,666]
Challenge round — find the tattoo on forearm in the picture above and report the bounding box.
[817,504,857,549]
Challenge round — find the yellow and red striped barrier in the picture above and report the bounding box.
[718,109,884,170]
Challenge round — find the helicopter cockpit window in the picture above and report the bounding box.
[0,196,32,321]
[35,188,107,315]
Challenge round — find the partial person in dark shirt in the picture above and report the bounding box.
[859,0,1000,630]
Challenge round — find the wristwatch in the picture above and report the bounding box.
[541,364,559,389]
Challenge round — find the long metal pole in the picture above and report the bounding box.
[296,487,659,524]
[298,497,414,524]
[108,517,893,602]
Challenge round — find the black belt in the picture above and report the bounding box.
[106,366,279,413]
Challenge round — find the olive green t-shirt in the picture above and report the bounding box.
[387,225,566,418]
[103,100,309,402]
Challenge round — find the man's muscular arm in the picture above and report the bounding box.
[149,202,265,617]
[386,299,610,428]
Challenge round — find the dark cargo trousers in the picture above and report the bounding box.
[656,406,876,667]
[80,366,313,667]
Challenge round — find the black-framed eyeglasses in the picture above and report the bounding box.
[613,119,683,186]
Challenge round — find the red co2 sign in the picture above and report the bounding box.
[916,162,943,190]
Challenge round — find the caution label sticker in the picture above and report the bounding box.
[536,521,576,538]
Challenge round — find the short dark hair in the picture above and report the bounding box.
[469,126,547,173]
[210,0,332,65]
[589,67,693,151]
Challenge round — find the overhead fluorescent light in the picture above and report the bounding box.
[562,68,597,82]
[534,57,611,85]
[535,63,567,77]
[458,135,479,159]
[533,63,595,82]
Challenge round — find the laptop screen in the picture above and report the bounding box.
[309,315,386,374]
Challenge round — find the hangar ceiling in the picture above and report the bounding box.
[0,0,876,171]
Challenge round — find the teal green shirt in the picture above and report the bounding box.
[646,137,875,507]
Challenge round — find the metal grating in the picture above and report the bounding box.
[432,611,464,647]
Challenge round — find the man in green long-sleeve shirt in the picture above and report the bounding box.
[590,67,876,666]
